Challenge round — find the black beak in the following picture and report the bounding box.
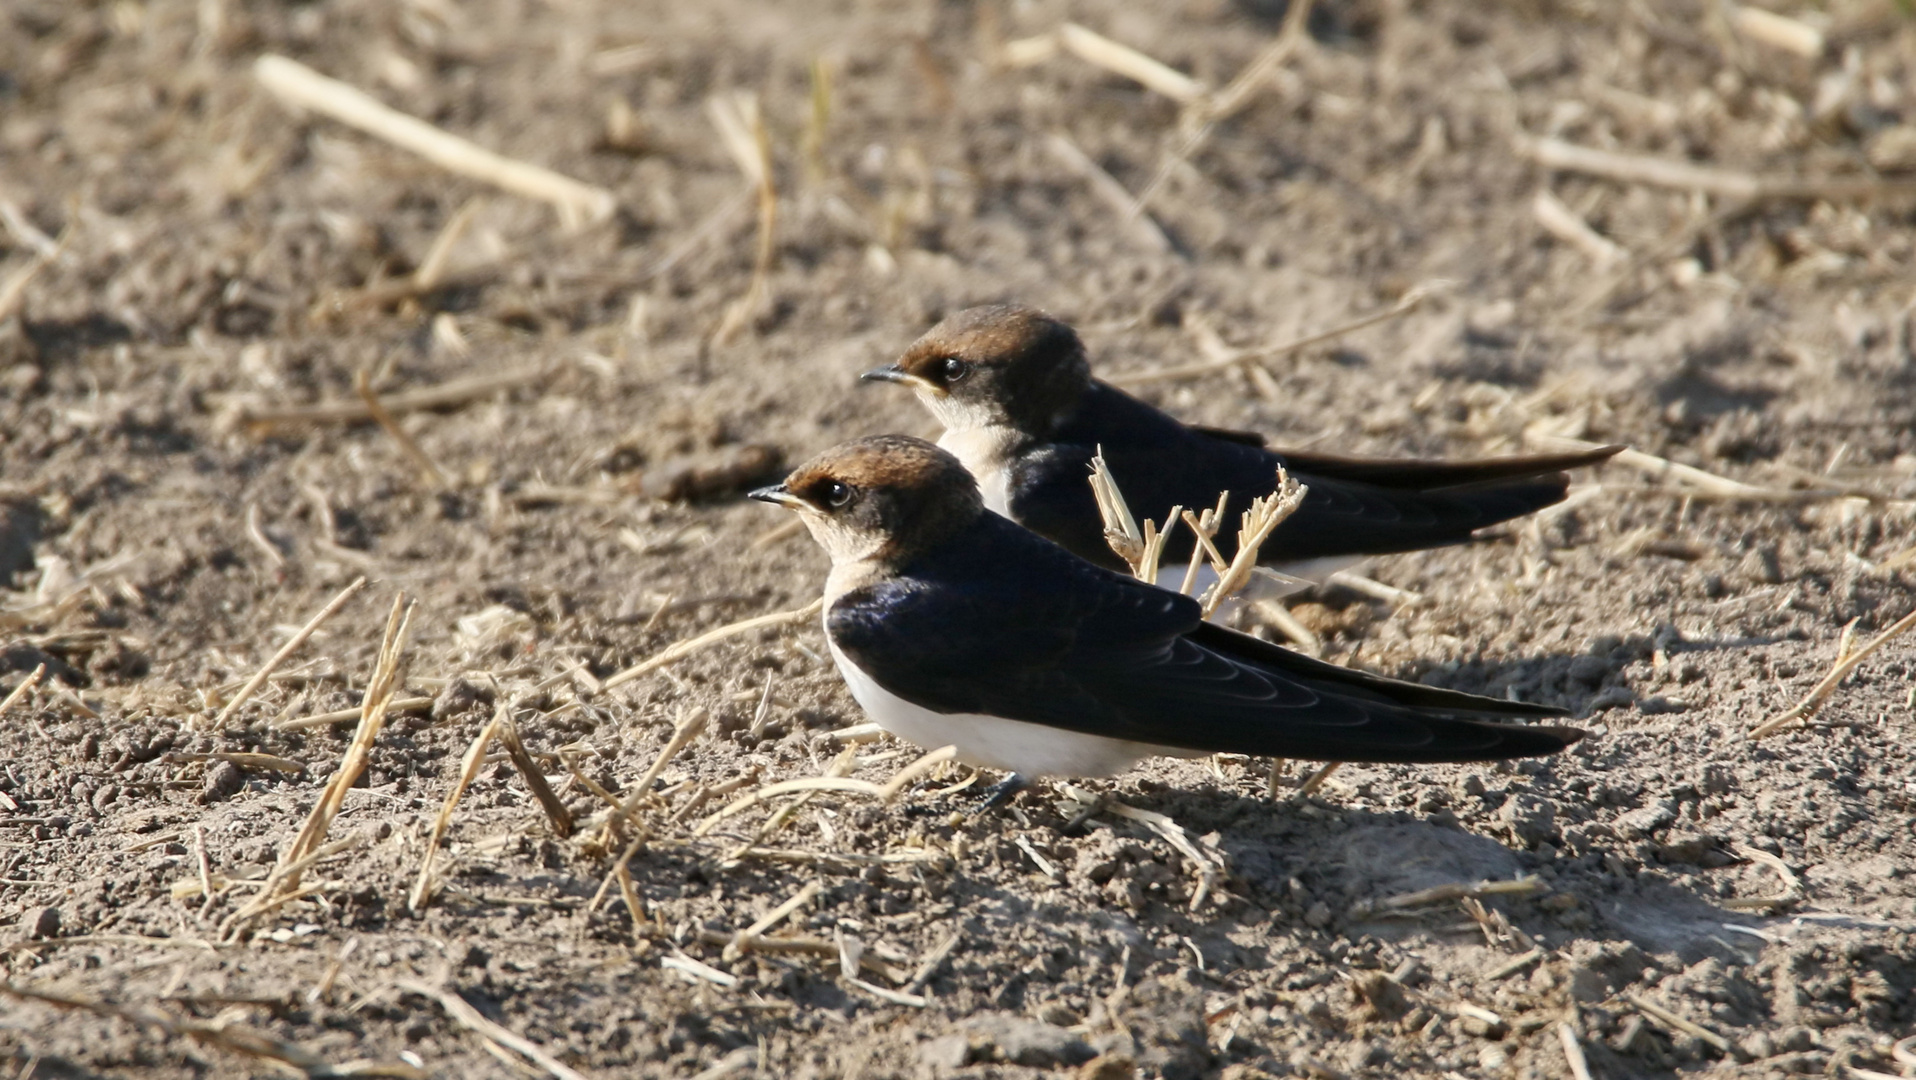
[748,484,803,509]
[860,363,908,384]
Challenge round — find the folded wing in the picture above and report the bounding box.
[829,514,1582,764]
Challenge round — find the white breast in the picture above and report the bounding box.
[935,427,1017,517]
[825,626,1175,778]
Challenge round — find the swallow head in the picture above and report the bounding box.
[749,435,983,565]
[861,304,1090,439]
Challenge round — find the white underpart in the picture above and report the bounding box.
[934,424,1018,517]
[825,624,1190,777]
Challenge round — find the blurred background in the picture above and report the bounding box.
[3,2,1915,1077]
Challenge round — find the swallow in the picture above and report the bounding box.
[862,304,1623,582]
[749,435,1582,793]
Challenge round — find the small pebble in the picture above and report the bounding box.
[202,760,245,803]
[25,906,60,939]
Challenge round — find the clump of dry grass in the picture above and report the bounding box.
[223,595,415,940]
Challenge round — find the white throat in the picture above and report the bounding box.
[934,425,1020,517]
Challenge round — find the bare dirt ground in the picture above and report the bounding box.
[3,0,1916,1077]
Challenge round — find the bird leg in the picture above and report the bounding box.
[970,772,1030,814]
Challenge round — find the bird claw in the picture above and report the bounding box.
[969,772,1030,815]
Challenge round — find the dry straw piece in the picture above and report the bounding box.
[694,745,958,836]
[1058,784,1223,910]
[1524,137,1916,203]
[210,576,366,728]
[1112,286,1436,386]
[1750,604,1916,738]
[236,364,556,430]
[354,370,449,489]
[0,663,45,720]
[602,599,824,690]
[1055,22,1205,103]
[708,91,777,346]
[410,704,507,912]
[397,979,594,1080]
[226,595,415,939]
[254,55,615,228]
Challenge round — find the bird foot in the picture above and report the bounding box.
[969,772,1030,815]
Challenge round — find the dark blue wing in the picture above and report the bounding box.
[1006,381,1616,570]
[828,513,1580,763]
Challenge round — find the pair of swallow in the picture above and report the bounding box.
[751,305,1620,788]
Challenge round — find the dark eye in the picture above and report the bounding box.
[821,480,854,508]
[940,357,970,383]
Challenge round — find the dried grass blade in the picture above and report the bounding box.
[396,979,595,1080]
[254,55,615,227]
[1056,23,1204,103]
[211,576,366,728]
[500,716,574,838]
[1751,604,1916,738]
[0,663,46,720]
[355,369,448,489]
[602,601,823,690]
[1113,287,1434,386]
[410,704,507,912]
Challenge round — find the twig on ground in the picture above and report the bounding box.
[354,370,449,489]
[709,93,777,346]
[1624,994,1732,1054]
[603,601,823,690]
[1055,23,1205,103]
[1057,784,1222,910]
[1044,133,1172,253]
[254,55,615,228]
[725,745,859,861]
[1111,286,1436,386]
[235,364,556,431]
[1533,190,1624,266]
[1750,604,1916,738]
[594,707,708,845]
[695,745,957,836]
[1531,435,1775,500]
[722,880,823,962]
[1523,137,1916,202]
[275,696,434,731]
[211,577,366,728]
[1558,1022,1595,1080]
[410,705,507,912]
[0,664,45,720]
[1297,761,1343,795]
[1721,844,1805,910]
[397,979,594,1080]
[1126,0,1316,220]
[413,197,484,294]
[663,952,738,988]
[1327,571,1424,608]
[1251,600,1321,653]
[1727,5,1824,58]
[500,716,574,838]
[1349,875,1542,918]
